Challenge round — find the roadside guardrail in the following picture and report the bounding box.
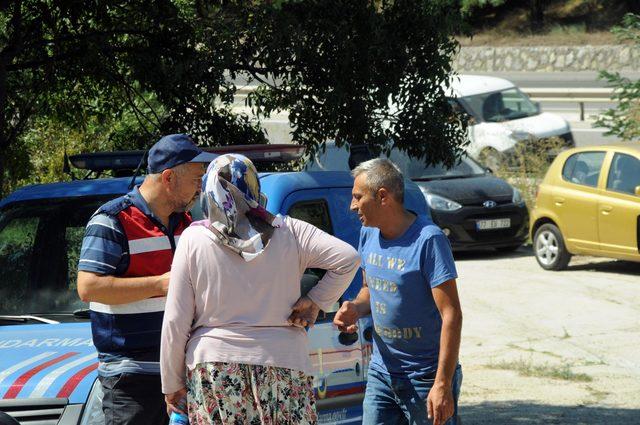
[233,86,616,122]
[522,87,614,121]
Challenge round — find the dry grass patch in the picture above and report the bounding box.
[487,358,593,382]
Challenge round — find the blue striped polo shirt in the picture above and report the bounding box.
[78,187,183,376]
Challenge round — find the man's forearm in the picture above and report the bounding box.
[77,271,165,304]
[434,308,462,387]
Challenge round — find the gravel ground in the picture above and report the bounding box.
[454,247,640,425]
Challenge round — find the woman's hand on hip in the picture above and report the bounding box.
[165,387,187,416]
[288,296,320,329]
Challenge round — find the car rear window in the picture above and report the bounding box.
[562,151,606,188]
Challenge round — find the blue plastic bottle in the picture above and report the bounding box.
[168,411,189,425]
[169,397,189,425]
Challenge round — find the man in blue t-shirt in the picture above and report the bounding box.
[334,158,463,425]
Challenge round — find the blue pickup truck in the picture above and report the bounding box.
[0,152,429,424]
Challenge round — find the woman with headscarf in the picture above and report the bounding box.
[160,154,360,424]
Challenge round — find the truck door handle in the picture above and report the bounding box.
[554,197,565,206]
[601,205,613,215]
[338,332,359,346]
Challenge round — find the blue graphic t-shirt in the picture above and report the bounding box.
[359,214,457,379]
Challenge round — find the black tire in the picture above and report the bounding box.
[533,223,571,271]
[0,412,19,425]
[496,244,521,253]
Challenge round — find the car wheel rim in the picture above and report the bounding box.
[536,230,559,266]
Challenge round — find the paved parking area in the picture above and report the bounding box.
[454,247,640,424]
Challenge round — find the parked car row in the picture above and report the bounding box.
[307,137,640,271]
[306,141,530,252]
[447,75,639,269]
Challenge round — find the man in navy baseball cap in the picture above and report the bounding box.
[76,133,216,425]
[147,133,218,173]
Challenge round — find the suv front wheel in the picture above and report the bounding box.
[534,223,571,271]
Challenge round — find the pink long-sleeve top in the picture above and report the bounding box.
[160,216,360,394]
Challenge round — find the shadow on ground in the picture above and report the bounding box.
[453,245,533,261]
[460,401,640,424]
[567,259,640,276]
[454,246,640,277]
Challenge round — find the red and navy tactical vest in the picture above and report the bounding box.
[89,194,191,362]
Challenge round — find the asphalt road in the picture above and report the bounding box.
[235,71,635,147]
[455,247,640,424]
[567,122,621,147]
[467,71,640,89]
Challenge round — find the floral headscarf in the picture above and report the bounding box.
[194,154,283,261]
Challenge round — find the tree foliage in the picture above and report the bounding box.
[461,0,506,14]
[1,0,467,196]
[595,13,640,141]
[212,0,468,164]
[0,0,265,194]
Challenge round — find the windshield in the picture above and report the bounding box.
[460,88,539,122]
[406,155,487,180]
[0,197,111,316]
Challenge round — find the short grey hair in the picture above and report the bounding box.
[145,162,190,182]
[352,158,404,202]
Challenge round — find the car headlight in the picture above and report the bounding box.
[512,188,525,206]
[79,379,105,425]
[425,193,462,212]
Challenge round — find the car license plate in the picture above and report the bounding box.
[476,218,511,231]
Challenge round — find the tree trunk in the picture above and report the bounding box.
[0,0,23,196]
[0,62,7,197]
[0,146,5,197]
[530,0,545,33]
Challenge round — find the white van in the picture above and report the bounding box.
[449,75,574,165]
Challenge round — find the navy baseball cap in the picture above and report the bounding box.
[147,134,217,173]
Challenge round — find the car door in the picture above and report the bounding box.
[0,197,109,315]
[553,151,606,252]
[283,189,366,424]
[598,152,640,259]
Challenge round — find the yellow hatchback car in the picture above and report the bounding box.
[530,143,640,270]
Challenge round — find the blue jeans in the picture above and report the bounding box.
[362,365,463,425]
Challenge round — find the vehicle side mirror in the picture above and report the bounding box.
[535,101,541,113]
[486,167,494,174]
[635,186,640,196]
[348,145,376,170]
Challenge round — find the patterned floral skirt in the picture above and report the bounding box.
[186,362,318,425]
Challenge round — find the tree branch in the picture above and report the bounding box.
[20,29,157,51]
[110,68,163,127]
[7,45,139,71]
